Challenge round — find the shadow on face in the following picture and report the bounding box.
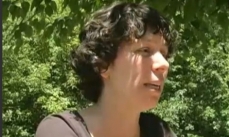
[101,30,170,111]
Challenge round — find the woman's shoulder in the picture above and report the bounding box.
[140,112,177,137]
[35,110,90,137]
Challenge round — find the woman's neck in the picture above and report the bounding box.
[80,98,141,137]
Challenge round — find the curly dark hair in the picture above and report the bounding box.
[70,2,176,103]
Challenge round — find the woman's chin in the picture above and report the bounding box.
[136,102,158,112]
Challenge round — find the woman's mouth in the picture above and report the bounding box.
[144,83,161,91]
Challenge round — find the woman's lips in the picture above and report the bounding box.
[144,83,161,91]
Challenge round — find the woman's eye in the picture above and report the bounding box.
[136,48,151,57]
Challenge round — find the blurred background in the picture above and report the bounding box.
[2,0,229,136]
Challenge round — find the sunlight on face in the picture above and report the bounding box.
[104,30,170,111]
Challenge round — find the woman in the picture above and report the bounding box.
[35,2,177,137]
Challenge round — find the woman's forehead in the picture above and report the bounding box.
[119,31,167,49]
[141,32,165,43]
[132,33,167,48]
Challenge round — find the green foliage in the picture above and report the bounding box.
[155,40,229,136]
[3,0,229,137]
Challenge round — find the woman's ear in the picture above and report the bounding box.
[100,66,111,79]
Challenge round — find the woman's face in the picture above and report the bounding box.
[102,30,170,111]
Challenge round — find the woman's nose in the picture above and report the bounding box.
[151,52,169,73]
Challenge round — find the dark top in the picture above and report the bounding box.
[35,111,177,137]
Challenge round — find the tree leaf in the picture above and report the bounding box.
[14,1,21,7]
[14,39,23,54]
[36,19,46,33]
[35,4,45,14]
[31,18,40,32]
[216,0,229,7]
[45,5,53,16]
[14,29,22,39]
[62,0,70,10]
[65,17,75,32]
[45,0,52,5]
[25,25,33,37]
[164,0,179,17]
[19,23,28,32]
[183,0,198,22]
[191,20,200,29]
[218,12,229,31]
[43,24,54,38]
[54,34,61,47]
[2,1,11,21]
[148,0,171,12]
[60,27,68,37]
[19,7,27,19]
[21,1,30,16]
[69,0,78,13]
[51,1,57,12]
[9,4,18,20]
[19,23,33,37]
[31,0,43,10]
